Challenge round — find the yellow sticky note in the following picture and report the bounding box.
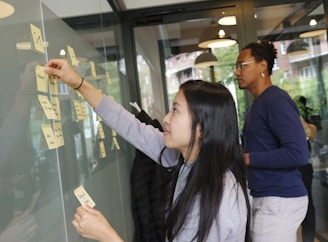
[49,76,58,95]
[112,137,120,150]
[38,95,58,120]
[36,65,48,93]
[90,61,96,78]
[53,122,64,147]
[106,71,111,84]
[74,186,96,208]
[67,45,78,66]
[99,141,106,158]
[80,102,88,121]
[98,123,105,139]
[73,100,83,120]
[30,24,45,54]
[111,130,120,150]
[41,124,58,150]
[51,96,61,120]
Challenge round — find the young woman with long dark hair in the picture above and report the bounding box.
[44,59,250,242]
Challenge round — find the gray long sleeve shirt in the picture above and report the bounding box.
[95,95,247,242]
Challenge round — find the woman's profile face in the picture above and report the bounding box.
[163,90,200,161]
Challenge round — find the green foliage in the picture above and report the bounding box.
[212,45,245,128]
[212,45,239,84]
[271,69,321,114]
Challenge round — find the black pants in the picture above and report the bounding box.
[299,163,316,242]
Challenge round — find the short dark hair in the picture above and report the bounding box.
[242,40,277,75]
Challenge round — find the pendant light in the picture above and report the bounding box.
[299,18,326,38]
[286,39,309,56]
[0,1,14,19]
[198,25,236,48]
[299,29,326,38]
[194,51,218,68]
[218,16,236,26]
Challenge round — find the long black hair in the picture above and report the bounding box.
[161,80,250,242]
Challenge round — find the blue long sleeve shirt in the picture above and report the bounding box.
[242,86,308,198]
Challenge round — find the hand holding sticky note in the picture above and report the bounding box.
[73,185,96,208]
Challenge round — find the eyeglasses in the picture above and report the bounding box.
[235,61,256,71]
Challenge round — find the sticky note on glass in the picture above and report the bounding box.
[36,64,48,93]
[38,95,58,120]
[53,122,64,147]
[41,124,58,150]
[106,71,111,84]
[99,141,106,158]
[90,61,96,78]
[67,45,78,66]
[49,76,58,95]
[98,123,105,139]
[30,23,45,54]
[74,185,96,208]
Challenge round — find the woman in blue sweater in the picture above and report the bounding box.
[236,40,309,242]
[44,59,250,242]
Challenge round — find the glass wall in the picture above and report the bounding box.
[0,0,134,241]
[1,0,328,241]
[134,6,240,122]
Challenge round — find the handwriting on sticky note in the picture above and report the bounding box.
[73,185,96,208]
[30,23,45,54]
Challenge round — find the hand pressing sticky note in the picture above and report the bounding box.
[73,185,96,208]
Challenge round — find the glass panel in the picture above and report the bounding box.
[255,1,328,239]
[0,1,66,241]
[134,7,240,121]
[0,0,134,241]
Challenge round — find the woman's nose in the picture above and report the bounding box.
[163,112,170,124]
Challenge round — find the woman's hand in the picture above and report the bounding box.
[44,59,82,89]
[72,205,124,242]
[44,59,103,108]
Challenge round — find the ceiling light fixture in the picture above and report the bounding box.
[198,25,236,48]
[60,49,66,56]
[286,39,309,56]
[299,29,326,38]
[194,51,218,68]
[16,42,32,50]
[16,41,49,50]
[0,1,14,19]
[218,16,236,26]
[299,18,326,38]
[309,19,317,26]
